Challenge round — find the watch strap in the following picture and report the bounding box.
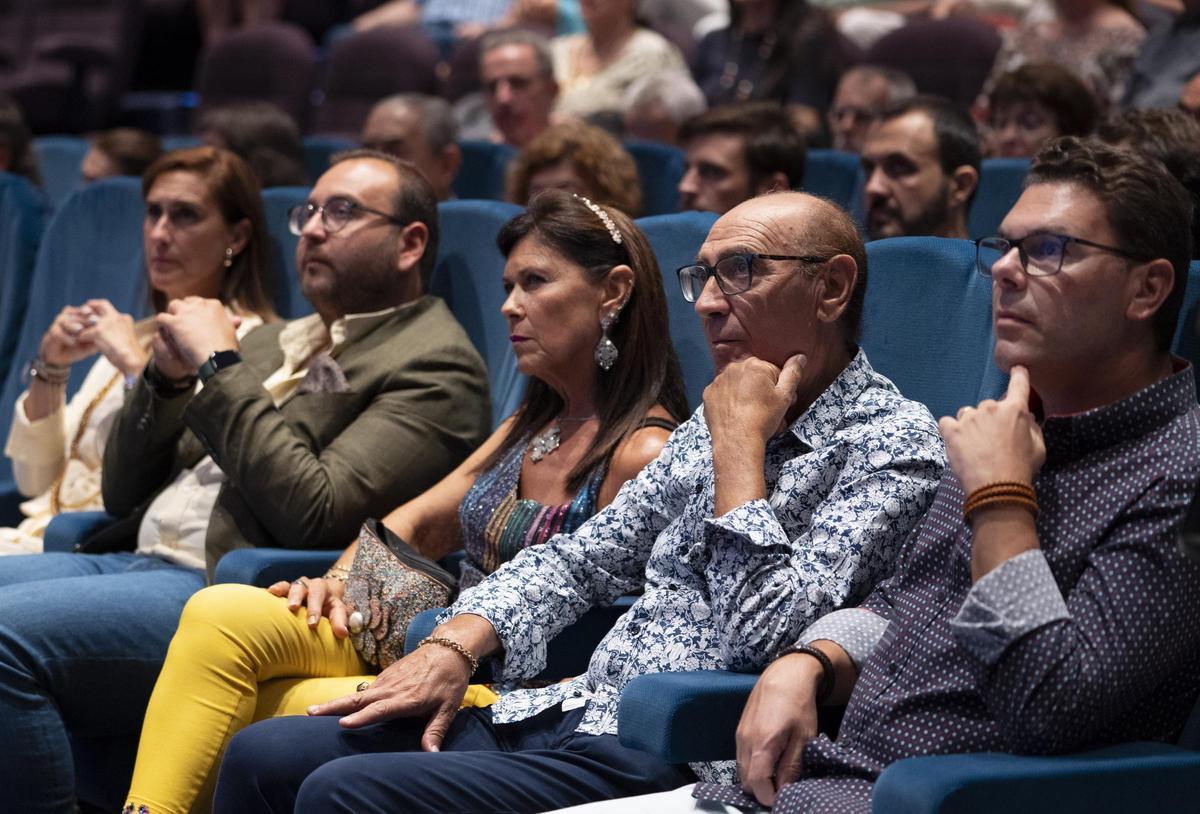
[198,350,242,383]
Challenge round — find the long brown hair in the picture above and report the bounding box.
[141,146,276,319]
[482,190,689,491]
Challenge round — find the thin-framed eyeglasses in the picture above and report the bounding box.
[974,233,1147,278]
[676,252,833,303]
[287,196,407,237]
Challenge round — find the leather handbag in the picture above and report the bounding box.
[343,518,457,668]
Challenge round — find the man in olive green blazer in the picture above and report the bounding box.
[0,150,490,814]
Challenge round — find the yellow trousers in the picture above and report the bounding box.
[124,583,497,814]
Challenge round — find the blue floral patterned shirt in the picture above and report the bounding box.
[444,350,946,778]
[766,363,1200,814]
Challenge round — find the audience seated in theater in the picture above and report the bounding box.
[1122,0,1200,112]
[0,94,40,186]
[0,150,491,813]
[861,95,981,240]
[828,65,917,155]
[983,62,1099,158]
[362,94,463,202]
[123,189,689,814]
[195,0,283,45]
[1098,108,1200,259]
[81,128,164,182]
[691,0,844,133]
[678,103,806,216]
[199,101,308,188]
[212,190,947,814]
[982,0,1145,111]
[507,121,642,216]
[564,136,1200,814]
[551,0,688,122]
[460,28,561,149]
[353,0,568,41]
[1,148,276,557]
[622,71,707,146]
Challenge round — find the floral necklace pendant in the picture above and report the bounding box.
[530,421,561,462]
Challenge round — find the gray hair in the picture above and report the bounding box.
[368,93,460,153]
[844,64,917,106]
[623,71,707,124]
[478,28,555,82]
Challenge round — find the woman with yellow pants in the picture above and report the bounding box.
[122,191,688,814]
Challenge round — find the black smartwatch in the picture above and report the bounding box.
[197,349,243,383]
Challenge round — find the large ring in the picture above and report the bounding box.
[292,577,309,587]
[356,681,371,692]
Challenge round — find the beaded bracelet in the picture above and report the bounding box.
[324,564,350,582]
[419,635,479,675]
[29,356,70,386]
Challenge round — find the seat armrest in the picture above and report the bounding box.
[872,742,1200,814]
[618,670,760,763]
[212,548,340,587]
[43,510,117,552]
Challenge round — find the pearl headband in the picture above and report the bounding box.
[573,194,623,245]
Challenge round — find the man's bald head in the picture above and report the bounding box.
[720,192,868,345]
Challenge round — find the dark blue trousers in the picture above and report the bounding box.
[214,704,695,814]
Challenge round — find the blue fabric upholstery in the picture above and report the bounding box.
[636,211,719,412]
[619,670,758,763]
[431,199,527,427]
[967,158,1029,240]
[0,177,147,484]
[405,595,638,684]
[871,743,1200,814]
[260,185,312,319]
[453,141,516,201]
[43,511,117,553]
[161,135,202,152]
[862,237,1003,420]
[32,136,87,211]
[212,547,340,586]
[1172,260,1200,372]
[303,135,356,184]
[805,149,865,220]
[0,173,47,393]
[625,140,686,217]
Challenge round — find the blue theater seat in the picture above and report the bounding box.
[32,135,87,211]
[0,173,47,394]
[968,158,1030,239]
[453,141,516,201]
[260,185,312,319]
[805,149,865,220]
[625,140,686,217]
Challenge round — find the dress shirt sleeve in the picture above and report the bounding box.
[445,424,687,683]
[800,608,890,670]
[702,435,944,672]
[950,473,1200,754]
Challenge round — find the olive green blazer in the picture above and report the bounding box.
[95,297,491,579]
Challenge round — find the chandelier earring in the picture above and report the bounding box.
[594,308,620,371]
[223,247,234,268]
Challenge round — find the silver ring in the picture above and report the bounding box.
[292,577,309,587]
[356,681,371,692]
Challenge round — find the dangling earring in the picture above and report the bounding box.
[223,247,234,268]
[594,311,619,371]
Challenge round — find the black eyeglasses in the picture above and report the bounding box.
[974,233,1146,278]
[287,197,406,236]
[676,252,832,302]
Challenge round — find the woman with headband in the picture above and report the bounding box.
[123,190,688,814]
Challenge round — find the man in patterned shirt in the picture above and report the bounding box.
[572,136,1200,814]
[214,191,947,813]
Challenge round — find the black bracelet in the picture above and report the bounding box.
[777,643,835,704]
[144,361,196,399]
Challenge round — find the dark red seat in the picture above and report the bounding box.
[863,18,1002,107]
[195,21,317,129]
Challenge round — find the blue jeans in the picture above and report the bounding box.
[0,552,206,813]
[216,705,696,814]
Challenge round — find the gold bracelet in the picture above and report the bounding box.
[418,635,479,675]
[322,571,348,582]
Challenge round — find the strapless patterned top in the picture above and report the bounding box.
[456,417,678,591]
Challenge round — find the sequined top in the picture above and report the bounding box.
[457,417,678,590]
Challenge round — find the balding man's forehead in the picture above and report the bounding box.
[703,199,818,257]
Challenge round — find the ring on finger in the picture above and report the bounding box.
[292,577,309,587]
[357,681,371,692]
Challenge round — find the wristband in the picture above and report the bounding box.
[418,635,479,676]
[145,361,196,398]
[28,356,71,386]
[962,481,1038,522]
[777,643,835,704]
